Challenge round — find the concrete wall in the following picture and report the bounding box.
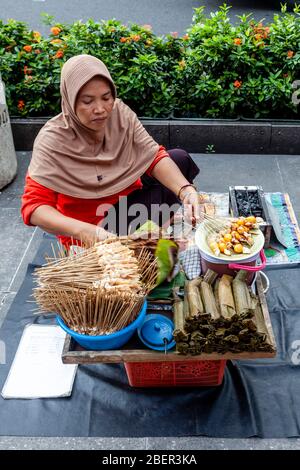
[10,118,300,155]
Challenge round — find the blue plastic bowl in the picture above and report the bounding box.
[56,300,147,350]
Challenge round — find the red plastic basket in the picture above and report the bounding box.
[124,360,226,387]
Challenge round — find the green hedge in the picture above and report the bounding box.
[1,4,300,119]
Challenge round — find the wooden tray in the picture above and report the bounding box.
[61,273,277,364]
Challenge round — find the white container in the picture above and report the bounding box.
[195,223,266,283]
[0,73,17,189]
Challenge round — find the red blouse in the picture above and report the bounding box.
[21,146,169,247]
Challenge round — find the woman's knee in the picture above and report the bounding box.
[167,148,190,166]
[167,148,200,181]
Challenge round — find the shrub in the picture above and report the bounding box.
[1,5,300,119]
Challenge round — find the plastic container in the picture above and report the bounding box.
[137,314,176,351]
[124,359,226,387]
[56,300,147,350]
[200,249,266,284]
[195,224,266,284]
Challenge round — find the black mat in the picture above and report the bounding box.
[0,234,300,437]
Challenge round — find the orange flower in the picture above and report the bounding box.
[17,100,25,110]
[55,50,64,59]
[51,38,63,44]
[182,34,189,41]
[34,49,41,54]
[25,75,33,82]
[233,80,242,88]
[51,26,61,35]
[23,45,32,53]
[233,38,242,46]
[23,65,32,75]
[132,34,141,42]
[33,31,41,41]
[120,37,127,43]
[253,24,265,34]
[254,34,262,40]
[287,50,295,58]
[178,59,186,69]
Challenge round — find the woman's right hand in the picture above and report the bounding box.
[30,205,115,248]
[78,223,115,247]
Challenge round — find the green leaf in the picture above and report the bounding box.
[154,239,178,285]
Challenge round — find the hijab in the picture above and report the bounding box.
[28,54,159,198]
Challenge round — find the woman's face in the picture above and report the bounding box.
[75,76,114,131]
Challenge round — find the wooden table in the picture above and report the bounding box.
[61,274,276,365]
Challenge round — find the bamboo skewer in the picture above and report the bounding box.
[33,236,161,336]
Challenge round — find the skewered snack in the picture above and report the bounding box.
[93,240,142,292]
[207,216,260,257]
[33,237,159,335]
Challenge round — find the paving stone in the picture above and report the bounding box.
[0,292,16,329]
[0,437,147,450]
[0,0,283,39]
[0,152,30,209]
[276,155,300,221]
[8,227,43,294]
[0,208,36,291]
[191,153,286,193]
[0,436,299,450]
[147,437,300,450]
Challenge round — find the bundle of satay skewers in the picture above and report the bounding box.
[173,269,275,355]
[33,236,160,336]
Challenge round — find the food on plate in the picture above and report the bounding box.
[207,216,260,257]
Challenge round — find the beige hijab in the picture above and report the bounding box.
[28,54,159,198]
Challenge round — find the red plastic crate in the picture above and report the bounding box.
[124,360,226,387]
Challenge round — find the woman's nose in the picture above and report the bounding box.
[94,102,105,114]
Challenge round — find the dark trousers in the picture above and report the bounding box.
[105,149,200,235]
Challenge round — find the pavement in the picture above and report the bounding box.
[0,150,300,449]
[0,0,292,37]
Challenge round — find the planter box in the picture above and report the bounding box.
[10,117,170,152]
[10,117,300,154]
[169,119,271,154]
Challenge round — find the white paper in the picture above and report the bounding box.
[1,325,77,399]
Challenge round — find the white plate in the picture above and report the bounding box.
[195,221,265,262]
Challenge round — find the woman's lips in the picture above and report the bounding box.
[92,117,106,122]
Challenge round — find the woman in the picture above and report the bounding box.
[21,54,201,248]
